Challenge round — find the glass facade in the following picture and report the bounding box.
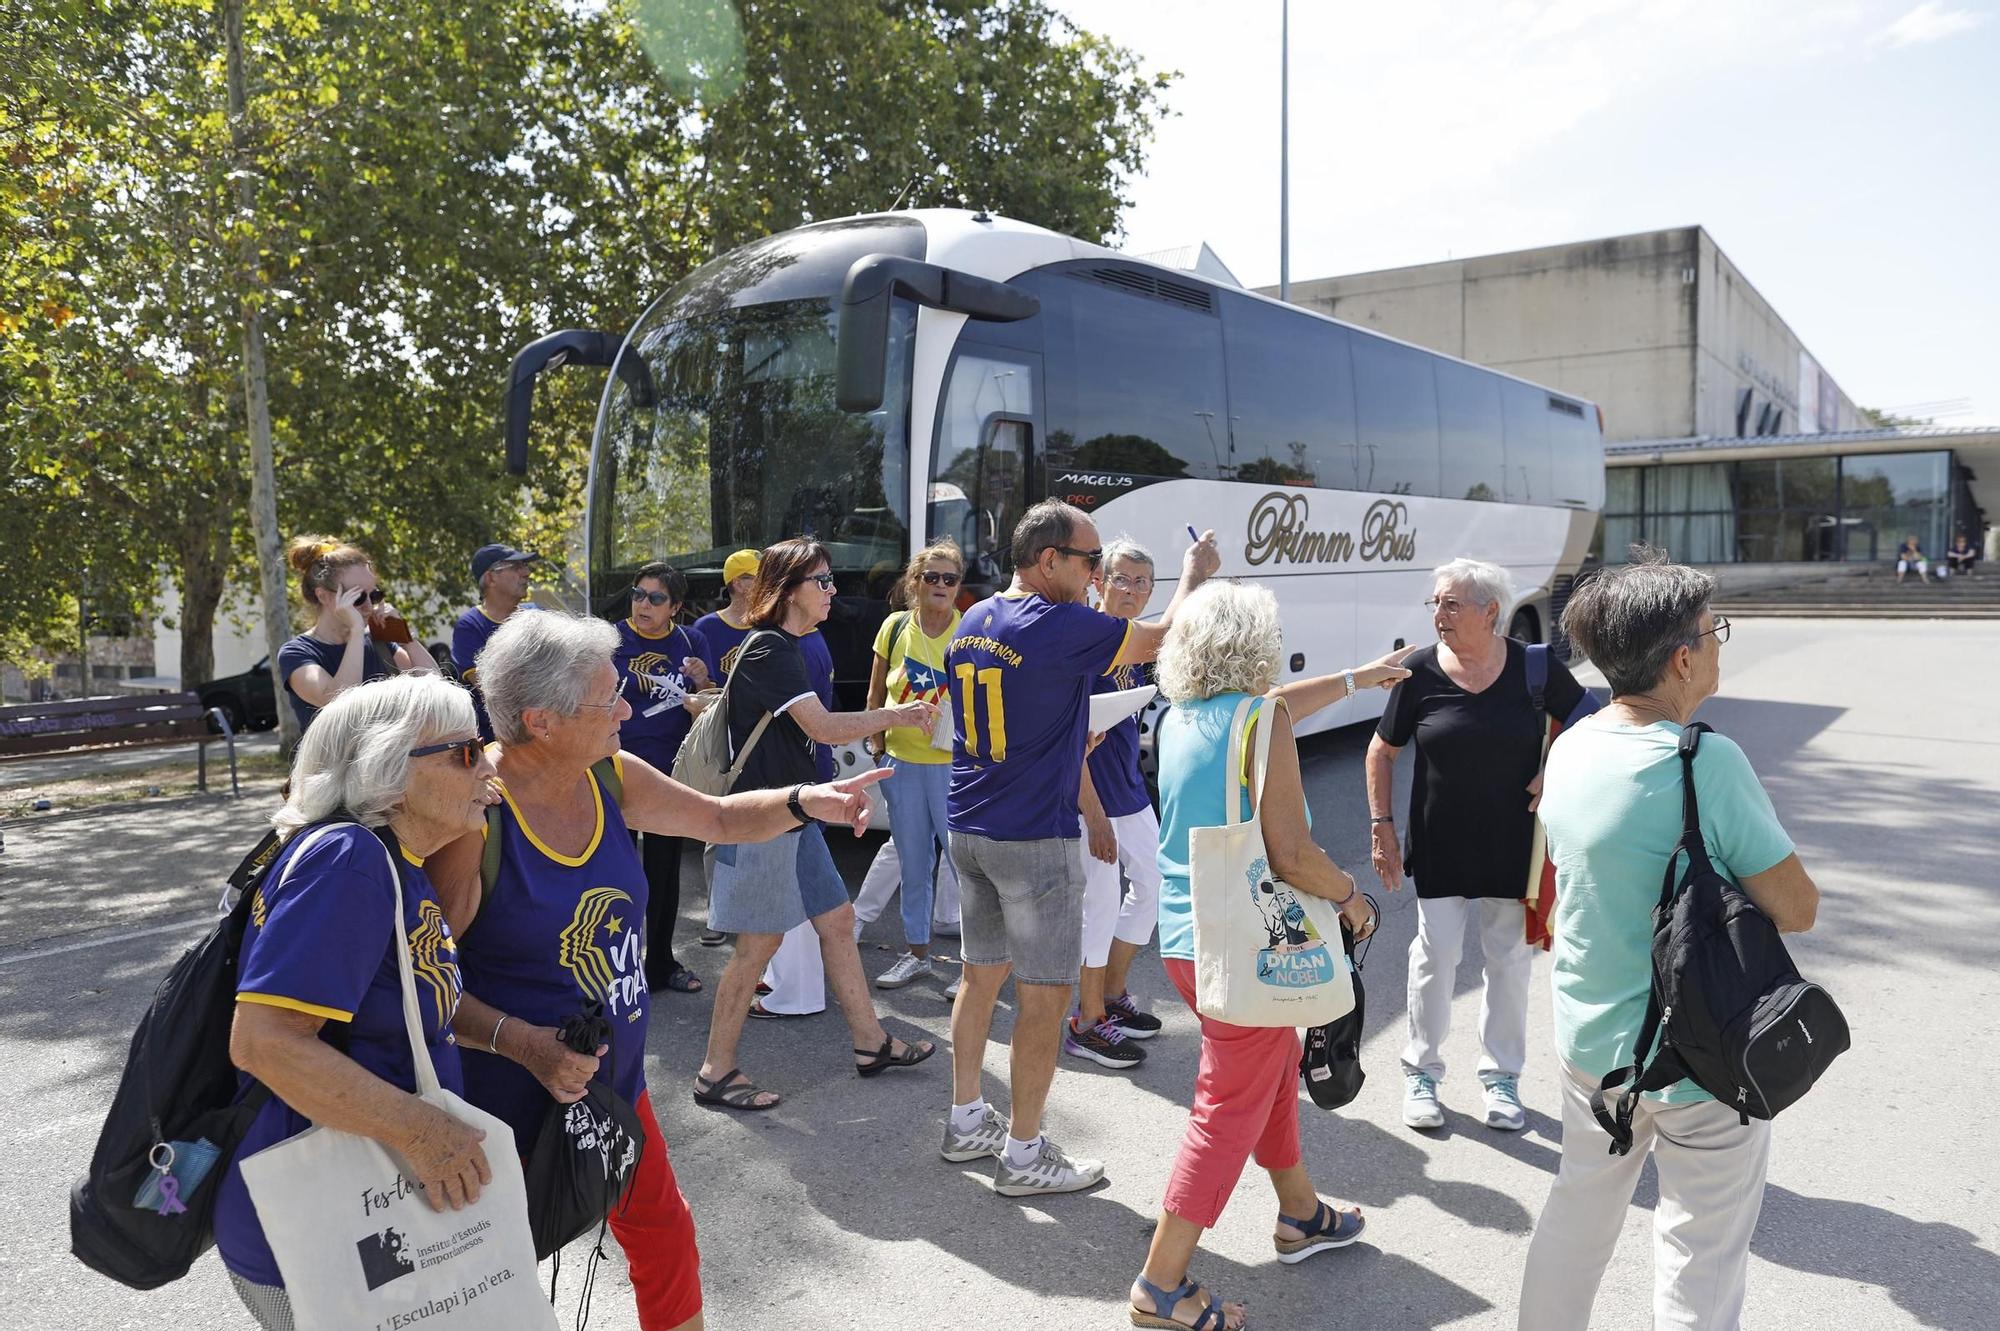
[1598,450,1960,564]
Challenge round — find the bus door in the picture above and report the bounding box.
[928,344,1043,602]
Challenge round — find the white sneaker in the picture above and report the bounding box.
[876,952,933,990]
[1482,1076,1526,1131]
[942,974,962,1001]
[940,1107,1007,1162]
[993,1136,1105,1196]
[1403,1070,1445,1130]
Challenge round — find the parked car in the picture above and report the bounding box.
[195,642,457,732]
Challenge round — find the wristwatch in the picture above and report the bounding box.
[787,783,818,827]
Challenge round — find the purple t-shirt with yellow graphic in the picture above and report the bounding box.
[613,619,710,772]
[946,592,1131,841]
[456,758,650,1155]
[1088,661,1154,818]
[214,824,465,1286]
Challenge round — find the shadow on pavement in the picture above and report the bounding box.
[1753,1185,2000,1330]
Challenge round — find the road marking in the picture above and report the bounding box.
[0,913,212,968]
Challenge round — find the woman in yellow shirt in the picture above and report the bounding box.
[864,538,965,990]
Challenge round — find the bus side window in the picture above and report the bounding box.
[1502,382,1552,505]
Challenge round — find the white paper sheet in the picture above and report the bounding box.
[1089,684,1158,733]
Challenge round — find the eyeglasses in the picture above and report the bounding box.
[1693,615,1732,646]
[919,570,961,587]
[805,573,837,590]
[572,693,623,713]
[1056,545,1104,569]
[1424,596,1469,616]
[408,737,481,769]
[630,587,675,606]
[343,587,388,605]
[490,561,528,576]
[1108,573,1153,593]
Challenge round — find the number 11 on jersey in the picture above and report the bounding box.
[954,663,1007,761]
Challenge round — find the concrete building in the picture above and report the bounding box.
[1269,227,1996,567]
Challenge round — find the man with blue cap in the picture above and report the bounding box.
[453,543,541,739]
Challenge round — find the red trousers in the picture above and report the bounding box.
[609,1088,703,1329]
[1161,958,1305,1228]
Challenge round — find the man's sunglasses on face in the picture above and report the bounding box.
[1056,546,1103,570]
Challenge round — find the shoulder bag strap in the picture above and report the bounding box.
[720,630,782,790]
[1222,695,1260,827]
[368,828,443,1098]
[1244,693,1285,821]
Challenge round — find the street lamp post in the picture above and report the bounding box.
[1280,0,1290,303]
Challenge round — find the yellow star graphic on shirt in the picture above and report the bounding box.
[605,915,624,936]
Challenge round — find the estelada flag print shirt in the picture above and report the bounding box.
[945,592,1130,842]
[456,757,651,1155]
[215,825,465,1285]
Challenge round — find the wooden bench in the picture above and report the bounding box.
[0,692,240,796]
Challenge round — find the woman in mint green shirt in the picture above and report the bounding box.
[1520,554,1820,1331]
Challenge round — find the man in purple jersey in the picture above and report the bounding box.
[941,500,1219,1196]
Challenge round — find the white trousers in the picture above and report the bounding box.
[1519,1062,1771,1330]
[851,838,962,929]
[1402,893,1535,1084]
[1080,806,1163,969]
[760,920,826,1015]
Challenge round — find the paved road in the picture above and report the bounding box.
[1,619,1994,1330]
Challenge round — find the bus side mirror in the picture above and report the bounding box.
[504,329,655,475]
[835,255,1037,413]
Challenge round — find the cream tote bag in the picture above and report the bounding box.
[1190,695,1356,1028]
[238,832,554,1331]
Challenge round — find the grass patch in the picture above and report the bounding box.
[0,752,287,817]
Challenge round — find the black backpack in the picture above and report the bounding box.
[1590,723,1848,1155]
[522,1001,646,1263]
[70,823,352,1289]
[1300,901,1375,1112]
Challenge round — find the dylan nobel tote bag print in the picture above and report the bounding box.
[237,836,553,1331]
[1190,695,1356,1029]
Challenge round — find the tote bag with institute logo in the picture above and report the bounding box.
[237,834,553,1331]
[1190,695,1356,1029]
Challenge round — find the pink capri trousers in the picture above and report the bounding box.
[1162,957,1304,1227]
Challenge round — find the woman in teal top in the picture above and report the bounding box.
[1133,580,1407,1331]
[1520,552,1820,1331]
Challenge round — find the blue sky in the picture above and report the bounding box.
[1057,1,1999,424]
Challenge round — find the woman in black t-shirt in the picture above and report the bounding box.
[1365,558,1587,1137]
[276,535,438,734]
[693,537,938,1113]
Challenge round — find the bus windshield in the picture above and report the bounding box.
[588,295,915,610]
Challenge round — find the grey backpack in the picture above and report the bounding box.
[670,630,778,796]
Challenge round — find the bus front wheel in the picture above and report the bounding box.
[1510,607,1540,643]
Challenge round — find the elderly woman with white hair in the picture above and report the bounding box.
[426,610,885,1331]
[215,674,499,1328]
[1129,581,1408,1331]
[1365,557,1592,1135]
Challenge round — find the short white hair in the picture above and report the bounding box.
[477,611,620,745]
[1432,557,1513,633]
[1158,581,1282,704]
[1101,535,1154,574]
[274,674,475,839]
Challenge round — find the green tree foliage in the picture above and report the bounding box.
[1,0,1172,690]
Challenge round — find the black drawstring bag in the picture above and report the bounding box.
[1300,897,1375,1111]
[523,1001,646,1263]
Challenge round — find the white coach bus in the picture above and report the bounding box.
[507,210,1603,738]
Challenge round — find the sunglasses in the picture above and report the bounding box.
[919,570,961,587]
[1056,545,1104,569]
[805,573,837,590]
[408,737,481,769]
[630,587,676,606]
[342,587,388,605]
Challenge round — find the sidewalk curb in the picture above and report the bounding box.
[1,784,280,830]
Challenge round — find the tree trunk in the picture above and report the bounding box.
[225,0,297,754]
[175,511,230,691]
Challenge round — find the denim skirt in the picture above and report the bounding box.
[708,823,847,935]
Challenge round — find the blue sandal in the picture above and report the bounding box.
[1274,1198,1365,1263]
[1129,1274,1236,1330]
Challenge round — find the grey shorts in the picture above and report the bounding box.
[709,824,848,935]
[949,831,1086,985]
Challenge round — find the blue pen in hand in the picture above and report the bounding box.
[1186,525,1201,544]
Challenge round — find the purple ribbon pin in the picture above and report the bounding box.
[155,1175,187,1217]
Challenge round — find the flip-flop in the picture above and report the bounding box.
[692,1067,780,1112]
[1274,1198,1365,1262]
[748,999,810,1020]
